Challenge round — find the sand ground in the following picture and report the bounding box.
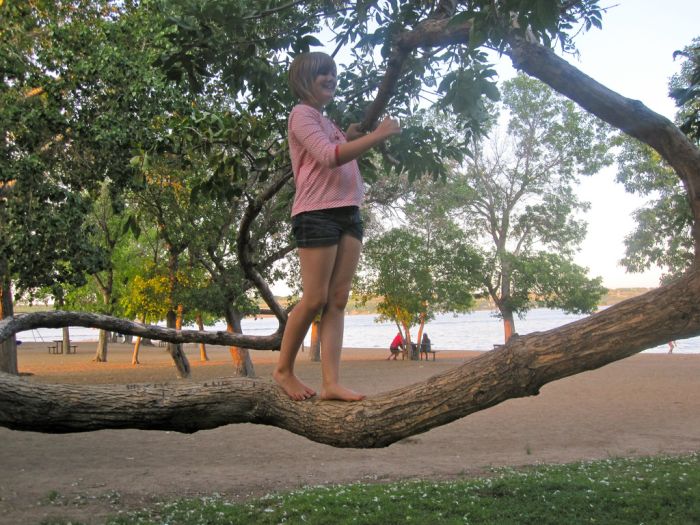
[1,341,699,524]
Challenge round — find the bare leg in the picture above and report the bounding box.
[273,245,337,400]
[319,235,365,401]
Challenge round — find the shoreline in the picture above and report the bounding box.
[13,341,696,385]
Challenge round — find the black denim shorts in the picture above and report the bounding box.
[291,206,364,248]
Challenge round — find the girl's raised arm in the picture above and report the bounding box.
[336,117,400,166]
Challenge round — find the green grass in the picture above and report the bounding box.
[99,453,700,525]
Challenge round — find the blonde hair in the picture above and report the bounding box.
[288,52,337,102]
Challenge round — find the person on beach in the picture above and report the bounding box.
[273,51,401,401]
[388,331,404,360]
[420,332,431,359]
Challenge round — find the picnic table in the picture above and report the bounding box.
[47,340,77,354]
[419,346,439,361]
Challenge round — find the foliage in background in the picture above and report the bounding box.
[671,38,700,143]
[357,222,483,344]
[444,74,609,339]
[0,1,117,300]
[2,0,636,348]
[616,37,699,284]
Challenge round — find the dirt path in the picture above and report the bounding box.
[1,343,699,524]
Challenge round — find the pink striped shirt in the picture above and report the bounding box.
[288,104,364,216]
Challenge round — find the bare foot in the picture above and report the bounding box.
[273,370,316,401]
[320,383,366,402]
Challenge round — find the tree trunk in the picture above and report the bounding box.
[196,313,208,361]
[416,312,426,353]
[309,319,321,362]
[502,311,515,344]
[402,321,418,360]
[166,309,190,378]
[0,270,17,375]
[225,306,255,377]
[132,315,146,365]
[94,329,108,362]
[61,327,70,354]
[132,336,141,365]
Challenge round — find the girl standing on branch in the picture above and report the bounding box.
[273,52,401,401]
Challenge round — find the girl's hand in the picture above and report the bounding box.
[345,123,365,141]
[335,116,401,166]
[375,117,401,139]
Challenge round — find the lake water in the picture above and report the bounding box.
[18,308,700,354]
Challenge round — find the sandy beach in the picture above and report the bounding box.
[1,341,699,524]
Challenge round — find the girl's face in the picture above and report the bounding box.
[307,69,336,109]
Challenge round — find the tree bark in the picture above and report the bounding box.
[167,309,190,378]
[502,312,515,344]
[95,329,108,362]
[225,307,255,377]
[237,171,293,324]
[416,311,427,355]
[0,311,283,349]
[0,270,17,375]
[61,327,70,354]
[196,314,209,361]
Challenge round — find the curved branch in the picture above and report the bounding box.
[237,170,293,323]
[2,270,700,446]
[506,36,700,257]
[0,311,282,350]
[360,18,472,130]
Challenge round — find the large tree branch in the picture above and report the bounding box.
[2,269,699,446]
[360,18,473,129]
[0,311,282,350]
[506,36,700,258]
[236,170,293,323]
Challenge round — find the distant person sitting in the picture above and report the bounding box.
[420,333,431,359]
[388,332,404,360]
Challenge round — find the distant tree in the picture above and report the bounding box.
[616,37,699,284]
[0,1,119,372]
[615,136,693,283]
[357,216,482,357]
[63,181,135,362]
[448,74,609,341]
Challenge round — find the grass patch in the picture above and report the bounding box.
[106,453,699,524]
